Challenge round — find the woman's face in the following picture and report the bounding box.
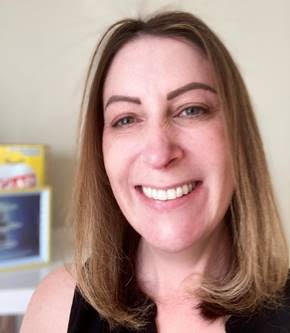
[102,36,234,253]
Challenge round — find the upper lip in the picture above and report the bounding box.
[135,179,201,190]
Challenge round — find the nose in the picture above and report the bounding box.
[141,123,184,169]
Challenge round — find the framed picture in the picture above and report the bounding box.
[0,187,51,271]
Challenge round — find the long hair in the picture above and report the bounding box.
[71,11,289,329]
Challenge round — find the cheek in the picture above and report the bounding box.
[203,129,234,214]
[102,132,117,183]
[188,120,231,170]
[103,134,121,187]
[102,131,139,188]
[191,122,234,198]
[207,130,233,183]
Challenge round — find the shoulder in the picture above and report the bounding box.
[20,265,76,333]
[227,275,290,333]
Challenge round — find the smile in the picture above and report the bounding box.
[141,181,200,201]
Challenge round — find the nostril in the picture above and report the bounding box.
[141,143,184,169]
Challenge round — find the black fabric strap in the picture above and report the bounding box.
[68,278,290,332]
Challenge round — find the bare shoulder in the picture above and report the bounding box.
[20,265,76,333]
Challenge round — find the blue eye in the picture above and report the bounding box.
[113,116,135,128]
[179,106,208,117]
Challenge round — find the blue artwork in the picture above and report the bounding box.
[0,193,40,262]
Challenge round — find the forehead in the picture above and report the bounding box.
[103,36,214,99]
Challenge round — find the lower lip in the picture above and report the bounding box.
[135,182,203,212]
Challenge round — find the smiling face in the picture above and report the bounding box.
[102,36,234,253]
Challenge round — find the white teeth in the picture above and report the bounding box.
[182,184,189,195]
[157,189,167,201]
[176,186,183,198]
[152,188,158,200]
[141,182,198,201]
[143,187,152,198]
[167,189,176,200]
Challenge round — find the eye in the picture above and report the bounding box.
[178,105,208,118]
[112,115,136,128]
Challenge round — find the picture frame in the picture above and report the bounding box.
[0,187,51,271]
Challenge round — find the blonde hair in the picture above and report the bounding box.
[72,11,289,329]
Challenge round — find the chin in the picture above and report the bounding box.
[137,208,229,255]
[140,220,208,253]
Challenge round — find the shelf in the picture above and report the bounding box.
[0,227,73,315]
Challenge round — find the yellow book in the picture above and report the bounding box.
[0,144,45,190]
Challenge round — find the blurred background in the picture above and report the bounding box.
[0,0,289,332]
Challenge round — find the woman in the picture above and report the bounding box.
[21,11,289,333]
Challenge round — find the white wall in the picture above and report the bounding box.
[0,1,289,241]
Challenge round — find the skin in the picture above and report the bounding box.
[102,36,234,332]
[20,267,75,332]
[21,36,234,333]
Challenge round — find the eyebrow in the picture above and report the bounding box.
[104,81,216,110]
[105,95,141,110]
[167,81,216,99]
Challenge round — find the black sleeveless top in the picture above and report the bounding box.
[67,281,290,333]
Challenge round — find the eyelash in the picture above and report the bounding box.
[112,105,209,128]
[112,115,137,128]
[177,105,209,118]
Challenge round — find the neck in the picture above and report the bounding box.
[136,223,231,304]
